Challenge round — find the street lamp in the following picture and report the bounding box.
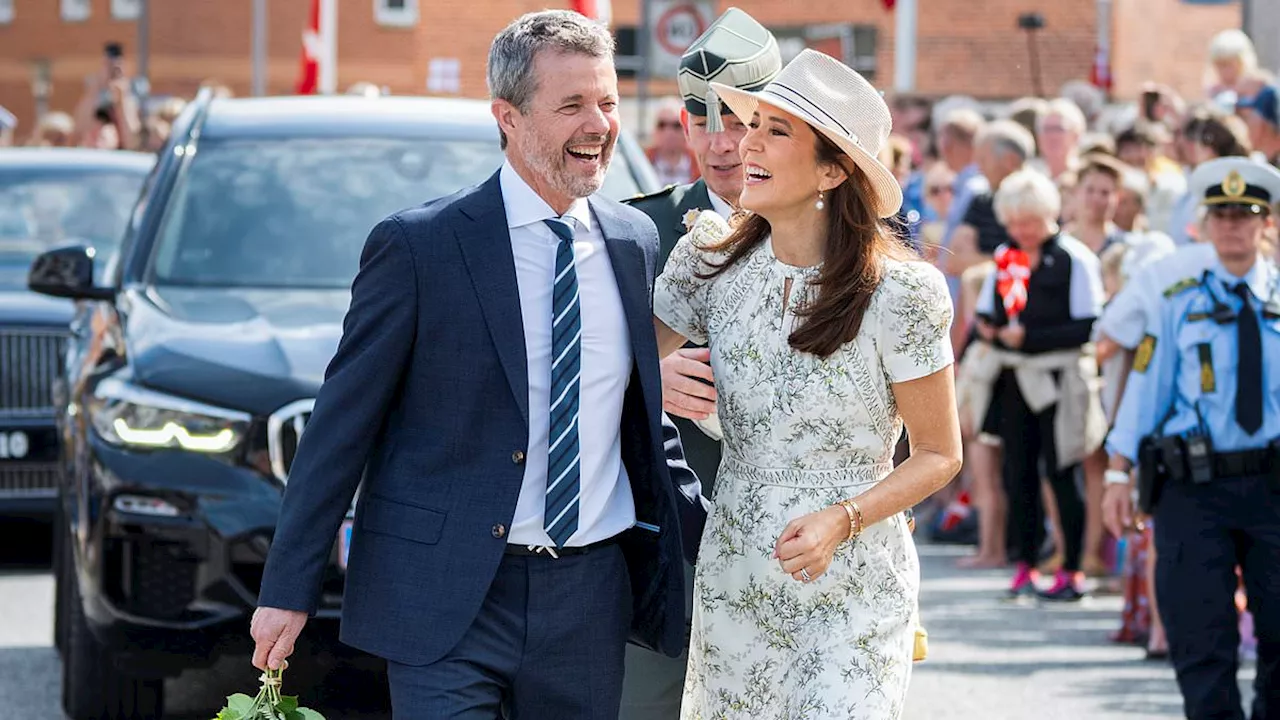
[1018,12,1045,97]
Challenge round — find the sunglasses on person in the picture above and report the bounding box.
[656,120,682,131]
[927,184,953,197]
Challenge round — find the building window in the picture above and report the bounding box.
[0,0,13,24]
[61,0,90,21]
[374,0,418,27]
[427,58,461,94]
[112,0,141,20]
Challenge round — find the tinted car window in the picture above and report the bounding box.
[0,171,145,288]
[150,137,645,289]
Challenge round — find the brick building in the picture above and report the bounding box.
[0,0,1243,138]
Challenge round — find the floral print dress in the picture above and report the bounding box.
[654,212,954,720]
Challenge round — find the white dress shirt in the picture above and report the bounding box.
[707,189,734,220]
[499,162,636,547]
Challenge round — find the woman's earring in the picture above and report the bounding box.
[815,191,826,211]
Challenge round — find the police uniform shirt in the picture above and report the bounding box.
[1106,257,1280,461]
[975,234,1105,353]
[1097,242,1217,350]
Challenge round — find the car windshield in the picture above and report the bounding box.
[0,170,146,289]
[150,136,645,288]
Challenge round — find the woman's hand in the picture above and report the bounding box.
[997,324,1025,349]
[975,320,996,341]
[774,506,850,583]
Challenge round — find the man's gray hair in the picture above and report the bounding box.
[488,10,615,149]
[977,119,1037,163]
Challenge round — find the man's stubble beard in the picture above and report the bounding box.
[521,124,614,201]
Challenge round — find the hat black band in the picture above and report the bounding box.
[683,98,737,117]
[766,82,852,137]
[1204,183,1273,206]
[684,74,775,117]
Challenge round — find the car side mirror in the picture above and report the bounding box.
[28,245,115,301]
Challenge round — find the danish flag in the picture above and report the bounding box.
[296,0,321,94]
[994,246,1031,321]
[572,0,612,25]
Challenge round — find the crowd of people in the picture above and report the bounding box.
[4,12,1274,718]
[635,22,1277,712]
[859,25,1276,698]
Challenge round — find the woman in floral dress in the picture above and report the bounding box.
[652,50,963,719]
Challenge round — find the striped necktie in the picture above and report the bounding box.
[543,218,581,546]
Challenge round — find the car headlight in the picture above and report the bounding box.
[89,378,251,453]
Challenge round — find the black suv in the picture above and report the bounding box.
[0,149,152,518]
[28,90,659,720]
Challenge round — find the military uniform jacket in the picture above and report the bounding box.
[626,179,723,496]
[628,180,715,268]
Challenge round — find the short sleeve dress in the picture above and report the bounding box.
[654,211,954,720]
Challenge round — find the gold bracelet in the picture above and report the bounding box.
[837,499,864,542]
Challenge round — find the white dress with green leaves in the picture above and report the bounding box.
[654,212,954,720]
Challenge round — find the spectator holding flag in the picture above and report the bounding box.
[963,170,1107,601]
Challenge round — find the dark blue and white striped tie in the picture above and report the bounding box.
[543,218,581,547]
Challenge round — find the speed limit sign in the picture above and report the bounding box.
[648,0,715,77]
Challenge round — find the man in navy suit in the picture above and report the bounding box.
[250,10,706,718]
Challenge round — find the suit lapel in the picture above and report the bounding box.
[591,198,659,394]
[456,172,529,426]
[675,180,713,235]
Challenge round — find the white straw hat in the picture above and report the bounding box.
[712,49,903,218]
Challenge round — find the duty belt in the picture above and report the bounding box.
[1212,447,1274,478]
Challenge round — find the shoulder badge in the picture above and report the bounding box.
[1162,277,1198,298]
[1133,334,1157,373]
[625,184,678,205]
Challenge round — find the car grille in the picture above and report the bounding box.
[0,328,66,417]
[267,399,314,482]
[0,463,58,497]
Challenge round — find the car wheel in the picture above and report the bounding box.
[61,547,165,720]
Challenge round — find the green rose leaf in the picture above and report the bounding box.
[220,693,257,719]
[295,708,327,720]
[275,696,299,714]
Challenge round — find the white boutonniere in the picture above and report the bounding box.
[682,209,702,233]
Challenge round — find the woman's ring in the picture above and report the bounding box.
[800,568,813,583]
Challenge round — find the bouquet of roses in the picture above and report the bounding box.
[213,666,326,720]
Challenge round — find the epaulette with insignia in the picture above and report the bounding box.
[1162,277,1199,298]
[1133,334,1157,373]
[625,184,678,204]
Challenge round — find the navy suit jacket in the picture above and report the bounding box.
[258,171,706,666]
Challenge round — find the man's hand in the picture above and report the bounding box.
[661,348,716,420]
[975,320,996,342]
[1102,483,1134,539]
[251,607,308,671]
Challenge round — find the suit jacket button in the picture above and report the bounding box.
[511,451,525,465]
[492,524,507,539]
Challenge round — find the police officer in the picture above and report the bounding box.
[618,9,780,720]
[1104,156,1280,720]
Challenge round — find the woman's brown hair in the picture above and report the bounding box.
[698,132,913,358]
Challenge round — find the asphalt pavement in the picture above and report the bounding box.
[0,520,1255,719]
